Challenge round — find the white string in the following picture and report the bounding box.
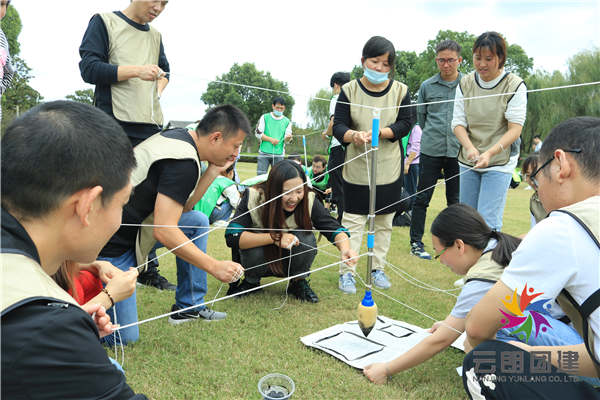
[354,273,463,336]
[120,224,364,234]
[132,147,375,272]
[363,142,371,189]
[382,259,460,297]
[191,74,600,112]
[272,239,297,310]
[114,254,366,331]
[295,236,460,298]
[375,163,478,214]
[379,80,600,111]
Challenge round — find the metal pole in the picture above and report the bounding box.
[366,109,380,286]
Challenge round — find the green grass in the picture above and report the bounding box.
[116,162,532,399]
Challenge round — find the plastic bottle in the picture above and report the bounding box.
[357,290,377,337]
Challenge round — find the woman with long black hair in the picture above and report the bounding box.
[225,160,357,302]
[363,203,582,384]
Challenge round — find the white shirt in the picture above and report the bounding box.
[329,94,341,148]
[451,70,527,174]
[500,203,600,359]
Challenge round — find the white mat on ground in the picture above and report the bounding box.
[300,315,465,369]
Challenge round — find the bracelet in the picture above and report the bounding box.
[102,288,115,308]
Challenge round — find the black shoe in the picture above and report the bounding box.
[226,279,262,297]
[137,266,177,291]
[288,279,319,303]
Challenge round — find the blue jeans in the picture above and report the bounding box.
[100,210,210,346]
[209,201,233,224]
[496,311,583,347]
[99,250,138,346]
[459,165,512,230]
[257,152,284,175]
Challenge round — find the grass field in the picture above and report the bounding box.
[115,161,533,399]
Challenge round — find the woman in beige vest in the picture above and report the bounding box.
[452,31,527,231]
[225,160,357,303]
[332,36,416,293]
[363,204,582,384]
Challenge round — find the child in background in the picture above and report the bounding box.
[194,164,241,224]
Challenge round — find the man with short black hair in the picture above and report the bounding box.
[255,96,293,174]
[1,100,146,398]
[409,39,463,260]
[79,0,175,291]
[463,117,600,399]
[99,105,250,345]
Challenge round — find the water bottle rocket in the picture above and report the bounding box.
[358,289,378,337]
[357,108,380,337]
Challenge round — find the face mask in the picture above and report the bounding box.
[363,65,389,85]
[273,110,283,117]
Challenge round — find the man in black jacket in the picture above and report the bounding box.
[1,101,145,399]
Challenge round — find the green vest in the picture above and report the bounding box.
[1,253,79,314]
[259,113,290,155]
[100,12,163,125]
[307,167,329,191]
[193,176,235,217]
[554,196,600,375]
[247,188,315,229]
[458,72,524,167]
[131,132,202,268]
[341,79,408,186]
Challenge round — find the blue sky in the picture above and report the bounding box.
[16,0,600,127]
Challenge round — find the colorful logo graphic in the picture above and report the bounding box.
[499,284,552,343]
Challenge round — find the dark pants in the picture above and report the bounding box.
[240,231,317,284]
[463,340,600,399]
[409,154,459,244]
[327,146,345,222]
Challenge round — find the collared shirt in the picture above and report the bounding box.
[417,72,462,157]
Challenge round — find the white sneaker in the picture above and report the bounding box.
[338,273,356,294]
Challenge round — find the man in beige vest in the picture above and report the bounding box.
[79,0,174,291]
[1,101,147,398]
[462,117,600,399]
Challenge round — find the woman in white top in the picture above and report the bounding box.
[452,31,527,230]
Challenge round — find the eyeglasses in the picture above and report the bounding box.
[435,58,458,65]
[529,148,582,190]
[434,247,448,260]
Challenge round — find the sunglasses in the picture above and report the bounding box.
[529,149,582,190]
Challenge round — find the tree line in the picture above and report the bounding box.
[2,4,597,158]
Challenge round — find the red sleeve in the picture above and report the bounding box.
[74,270,104,305]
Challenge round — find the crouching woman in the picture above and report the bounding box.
[225,160,358,302]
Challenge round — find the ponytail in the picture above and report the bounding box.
[431,204,521,268]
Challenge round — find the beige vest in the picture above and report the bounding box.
[132,132,202,268]
[458,72,524,167]
[530,191,547,224]
[465,251,504,283]
[1,253,79,314]
[554,196,600,374]
[247,188,315,230]
[100,12,163,125]
[342,80,408,186]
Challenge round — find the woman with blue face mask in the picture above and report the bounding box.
[332,36,416,294]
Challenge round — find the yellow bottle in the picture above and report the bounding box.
[357,290,377,337]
